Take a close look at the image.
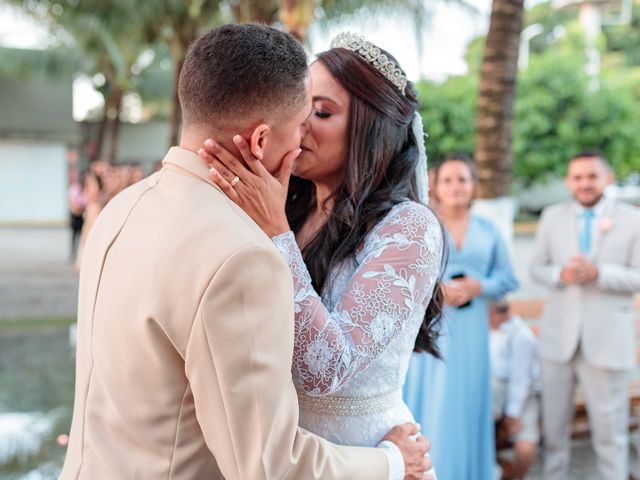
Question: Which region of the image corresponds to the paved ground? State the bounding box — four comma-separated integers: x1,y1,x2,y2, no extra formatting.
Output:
1,226,639,478
0,227,78,320
0,227,544,321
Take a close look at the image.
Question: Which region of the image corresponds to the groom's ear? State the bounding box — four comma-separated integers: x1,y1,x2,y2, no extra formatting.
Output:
249,124,270,161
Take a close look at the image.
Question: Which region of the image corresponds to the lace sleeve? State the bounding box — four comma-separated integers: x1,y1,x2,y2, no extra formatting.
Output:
272,203,443,396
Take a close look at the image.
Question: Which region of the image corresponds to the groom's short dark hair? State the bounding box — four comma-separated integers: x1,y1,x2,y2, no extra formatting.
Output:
179,24,308,128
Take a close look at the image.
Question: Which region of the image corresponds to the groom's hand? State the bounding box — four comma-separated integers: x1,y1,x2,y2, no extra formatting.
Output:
383,423,433,479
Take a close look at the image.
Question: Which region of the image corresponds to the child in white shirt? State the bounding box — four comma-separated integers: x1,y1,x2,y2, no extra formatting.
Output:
490,299,540,479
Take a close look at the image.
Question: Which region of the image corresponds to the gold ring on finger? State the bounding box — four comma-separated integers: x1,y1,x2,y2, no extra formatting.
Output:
230,176,240,187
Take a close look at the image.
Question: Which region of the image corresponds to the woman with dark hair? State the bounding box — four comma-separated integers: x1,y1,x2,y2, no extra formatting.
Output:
403,154,518,479
199,33,444,472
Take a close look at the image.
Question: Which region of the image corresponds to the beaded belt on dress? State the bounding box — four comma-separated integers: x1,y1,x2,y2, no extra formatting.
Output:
297,389,402,416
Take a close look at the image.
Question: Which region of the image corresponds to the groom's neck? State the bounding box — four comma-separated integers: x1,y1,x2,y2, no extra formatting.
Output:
179,125,234,156
178,127,220,153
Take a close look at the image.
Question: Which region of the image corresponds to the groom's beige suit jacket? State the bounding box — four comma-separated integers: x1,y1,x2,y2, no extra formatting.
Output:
60,147,389,479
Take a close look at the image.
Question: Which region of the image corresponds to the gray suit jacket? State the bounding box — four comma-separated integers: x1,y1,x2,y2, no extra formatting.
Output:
531,200,640,369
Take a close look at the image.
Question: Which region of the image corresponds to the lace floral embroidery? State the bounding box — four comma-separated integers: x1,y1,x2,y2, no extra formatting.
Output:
273,201,443,396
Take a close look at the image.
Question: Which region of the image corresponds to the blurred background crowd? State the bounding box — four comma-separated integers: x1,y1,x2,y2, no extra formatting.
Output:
68,159,155,267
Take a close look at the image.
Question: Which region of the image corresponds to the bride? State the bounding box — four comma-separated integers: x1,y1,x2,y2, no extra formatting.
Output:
199,33,444,478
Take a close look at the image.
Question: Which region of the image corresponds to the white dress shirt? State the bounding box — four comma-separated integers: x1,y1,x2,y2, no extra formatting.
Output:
573,198,607,256
378,441,404,480
490,315,540,418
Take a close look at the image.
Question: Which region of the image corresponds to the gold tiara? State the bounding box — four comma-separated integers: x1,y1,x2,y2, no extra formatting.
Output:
330,32,407,96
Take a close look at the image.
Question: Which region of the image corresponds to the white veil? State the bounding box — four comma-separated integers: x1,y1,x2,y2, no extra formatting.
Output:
411,112,429,205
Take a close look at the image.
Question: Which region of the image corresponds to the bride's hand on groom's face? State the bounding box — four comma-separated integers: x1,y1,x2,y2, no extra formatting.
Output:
198,136,300,237
382,423,434,479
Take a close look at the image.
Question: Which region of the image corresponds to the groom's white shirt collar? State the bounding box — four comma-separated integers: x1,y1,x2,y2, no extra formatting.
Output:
572,197,608,217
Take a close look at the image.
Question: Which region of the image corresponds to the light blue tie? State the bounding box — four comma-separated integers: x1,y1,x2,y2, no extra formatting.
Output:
580,209,594,254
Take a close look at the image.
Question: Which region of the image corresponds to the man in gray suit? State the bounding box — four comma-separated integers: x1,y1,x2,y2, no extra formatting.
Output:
531,150,640,480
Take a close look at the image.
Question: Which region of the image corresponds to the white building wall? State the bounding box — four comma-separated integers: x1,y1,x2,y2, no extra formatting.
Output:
0,141,67,224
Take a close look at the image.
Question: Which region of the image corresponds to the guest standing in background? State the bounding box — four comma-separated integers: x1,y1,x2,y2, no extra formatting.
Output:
403,154,518,480
75,171,105,271
531,150,640,480
130,162,146,184
68,170,86,262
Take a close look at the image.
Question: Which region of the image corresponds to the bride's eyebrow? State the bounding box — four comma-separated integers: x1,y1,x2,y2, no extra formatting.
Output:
312,95,337,104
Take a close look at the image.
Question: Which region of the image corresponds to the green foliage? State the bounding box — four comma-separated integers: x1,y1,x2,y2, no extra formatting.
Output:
514,38,640,183
416,75,477,164
0,325,75,478
4,0,638,179
0,46,80,81
603,0,640,67
418,49,640,184
419,2,640,186
463,36,484,75
418,49,640,185
582,72,640,177
320,0,475,24
512,48,587,183
524,1,574,55
135,44,175,120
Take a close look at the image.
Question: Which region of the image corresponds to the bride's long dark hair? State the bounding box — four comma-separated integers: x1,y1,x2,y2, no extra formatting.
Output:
285,47,447,357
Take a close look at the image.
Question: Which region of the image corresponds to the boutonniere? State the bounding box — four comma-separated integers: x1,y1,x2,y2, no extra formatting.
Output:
598,217,614,233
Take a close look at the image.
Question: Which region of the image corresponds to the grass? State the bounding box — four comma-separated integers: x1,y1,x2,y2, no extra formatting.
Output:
0,317,75,332
0,322,75,479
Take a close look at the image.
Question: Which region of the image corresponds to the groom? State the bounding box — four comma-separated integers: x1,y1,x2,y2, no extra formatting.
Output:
60,24,431,480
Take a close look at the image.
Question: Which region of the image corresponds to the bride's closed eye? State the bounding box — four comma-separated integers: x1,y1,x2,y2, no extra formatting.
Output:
314,110,331,119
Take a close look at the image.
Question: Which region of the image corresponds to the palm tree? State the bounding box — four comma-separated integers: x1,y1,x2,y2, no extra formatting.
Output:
231,0,279,24
279,0,316,41
7,0,152,163
135,0,450,146
7,0,477,160
474,0,525,199
120,0,223,147
78,11,147,163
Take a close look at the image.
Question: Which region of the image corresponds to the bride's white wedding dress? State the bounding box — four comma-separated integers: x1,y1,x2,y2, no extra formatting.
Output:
273,201,442,449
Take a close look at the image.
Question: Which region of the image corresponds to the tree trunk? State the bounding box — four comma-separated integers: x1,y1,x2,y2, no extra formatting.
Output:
474,0,525,199
105,86,124,164
232,0,278,24
93,81,116,162
93,99,110,162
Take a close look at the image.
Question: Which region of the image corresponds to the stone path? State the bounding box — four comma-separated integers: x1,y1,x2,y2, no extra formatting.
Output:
0,227,78,320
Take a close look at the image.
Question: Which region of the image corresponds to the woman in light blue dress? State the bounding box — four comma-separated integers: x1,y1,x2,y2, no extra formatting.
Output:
403,154,518,480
